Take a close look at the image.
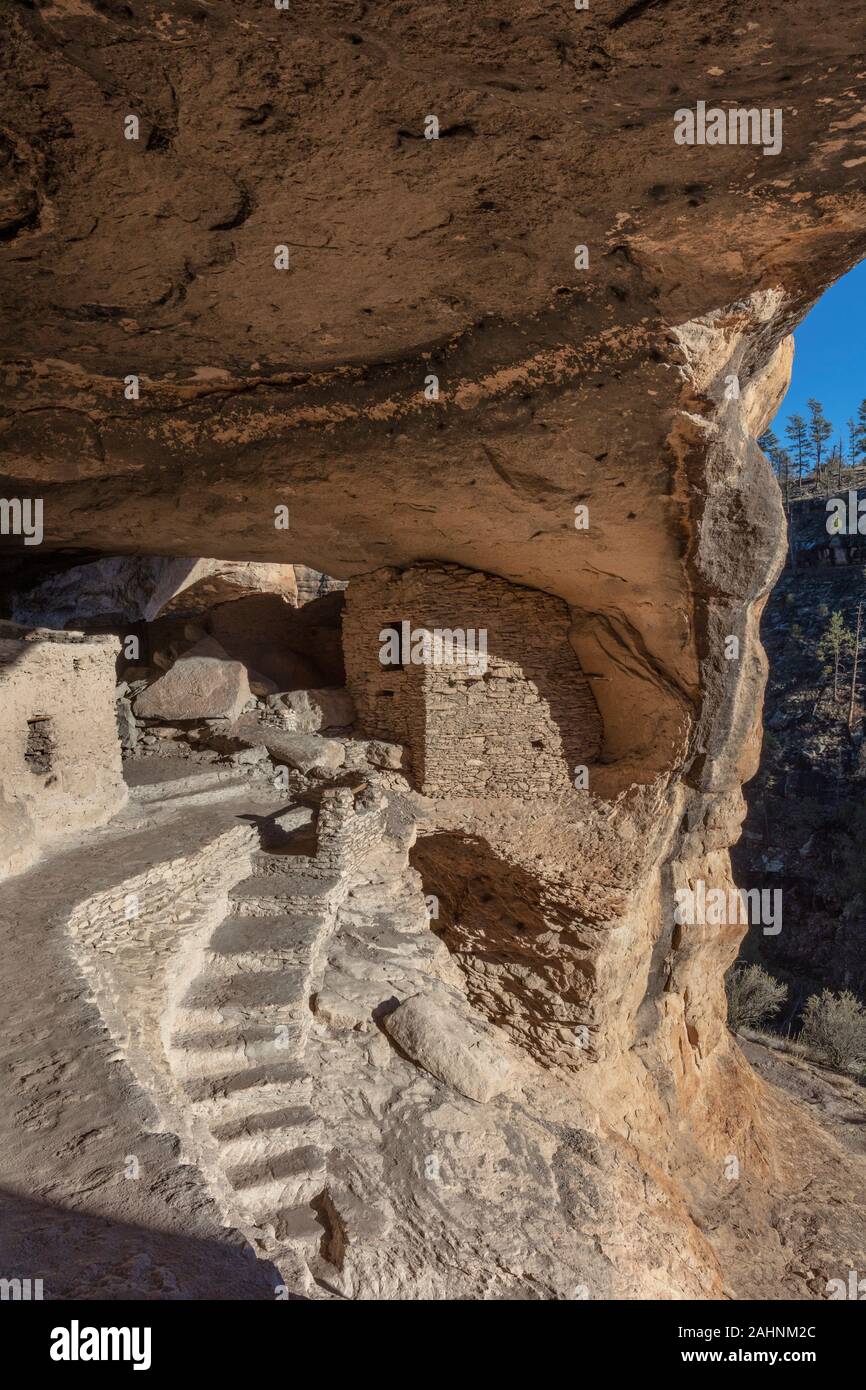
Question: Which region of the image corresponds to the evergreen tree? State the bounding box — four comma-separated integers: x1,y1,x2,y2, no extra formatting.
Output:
828,440,844,494
817,611,855,702
785,413,808,483
806,398,833,482
852,399,866,465
846,417,857,469
849,601,863,732
758,427,779,458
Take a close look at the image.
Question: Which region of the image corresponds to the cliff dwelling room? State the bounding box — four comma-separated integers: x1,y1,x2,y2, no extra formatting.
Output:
1,0,865,1366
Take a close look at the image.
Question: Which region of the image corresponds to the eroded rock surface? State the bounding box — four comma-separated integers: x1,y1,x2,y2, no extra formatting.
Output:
134,636,252,723
383,994,516,1103
2,0,866,1301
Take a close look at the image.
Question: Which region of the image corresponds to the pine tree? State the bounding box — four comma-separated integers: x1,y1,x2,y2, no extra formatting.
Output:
785,413,808,484
852,400,866,466
829,440,844,494
849,601,863,732
817,611,855,702
758,427,779,459
806,398,833,484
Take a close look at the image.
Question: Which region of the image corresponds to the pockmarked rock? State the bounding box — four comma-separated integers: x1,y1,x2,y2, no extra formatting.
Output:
134,638,252,723
248,728,346,776
383,993,515,1102
279,688,356,732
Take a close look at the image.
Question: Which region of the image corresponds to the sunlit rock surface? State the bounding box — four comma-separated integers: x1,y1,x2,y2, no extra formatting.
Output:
2,0,866,1300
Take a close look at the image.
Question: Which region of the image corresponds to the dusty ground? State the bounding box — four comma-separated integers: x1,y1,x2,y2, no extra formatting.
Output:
695,1035,866,1300
0,774,284,1299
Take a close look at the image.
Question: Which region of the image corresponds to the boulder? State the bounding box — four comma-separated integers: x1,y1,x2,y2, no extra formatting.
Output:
263,732,346,777
383,993,514,1103
133,637,251,723
366,740,404,770
315,981,381,1032
280,687,355,732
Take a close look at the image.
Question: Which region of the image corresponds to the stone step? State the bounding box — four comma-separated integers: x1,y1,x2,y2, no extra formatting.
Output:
181,966,310,1017
226,1144,327,1210
206,913,323,963
208,906,323,950
229,875,341,916
181,1059,309,1107
211,1108,323,1169
211,1103,319,1146
169,1027,307,1076
217,1126,325,1174
250,849,319,878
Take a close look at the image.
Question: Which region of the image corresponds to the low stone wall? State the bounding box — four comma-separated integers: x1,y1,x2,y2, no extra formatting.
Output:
315,786,392,876
0,623,127,880
66,820,258,1101
343,563,603,797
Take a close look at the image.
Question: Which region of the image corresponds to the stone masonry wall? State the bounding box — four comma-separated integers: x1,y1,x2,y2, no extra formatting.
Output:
343,563,603,797
66,820,259,1131
315,786,391,875
0,623,127,880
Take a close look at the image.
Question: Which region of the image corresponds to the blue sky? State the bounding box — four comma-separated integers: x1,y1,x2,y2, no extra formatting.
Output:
770,258,866,445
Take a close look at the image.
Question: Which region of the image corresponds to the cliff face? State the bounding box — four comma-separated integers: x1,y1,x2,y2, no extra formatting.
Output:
734,556,866,1011
3,0,866,1296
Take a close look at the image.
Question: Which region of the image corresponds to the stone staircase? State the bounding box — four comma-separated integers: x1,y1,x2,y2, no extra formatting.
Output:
59,770,542,1298
163,785,411,1289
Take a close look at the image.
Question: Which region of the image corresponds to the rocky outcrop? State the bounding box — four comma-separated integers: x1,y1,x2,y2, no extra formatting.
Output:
383,994,516,1103
293,568,348,608
10,556,201,628
9,556,303,628
2,0,866,1300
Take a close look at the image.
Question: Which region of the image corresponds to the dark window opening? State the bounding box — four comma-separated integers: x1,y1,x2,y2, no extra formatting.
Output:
26,715,56,776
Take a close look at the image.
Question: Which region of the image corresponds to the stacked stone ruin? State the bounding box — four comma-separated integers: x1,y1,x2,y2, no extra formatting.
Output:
343,563,603,797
